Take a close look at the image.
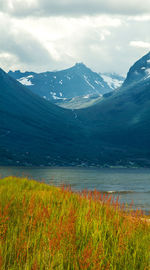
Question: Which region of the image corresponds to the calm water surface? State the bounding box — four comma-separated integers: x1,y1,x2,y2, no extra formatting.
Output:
0,166,150,213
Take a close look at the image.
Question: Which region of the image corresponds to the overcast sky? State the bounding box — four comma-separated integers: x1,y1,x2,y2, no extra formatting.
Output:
0,0,150,76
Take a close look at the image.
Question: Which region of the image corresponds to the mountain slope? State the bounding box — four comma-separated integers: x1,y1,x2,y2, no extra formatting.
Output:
123,51,150,87
76,53,150,166
0,68,88,165
2,52,150,167
0,67,127,166
8,63,112,101
100,73,124,90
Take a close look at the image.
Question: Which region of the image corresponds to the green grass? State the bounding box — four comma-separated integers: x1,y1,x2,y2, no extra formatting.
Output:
0,177,150,269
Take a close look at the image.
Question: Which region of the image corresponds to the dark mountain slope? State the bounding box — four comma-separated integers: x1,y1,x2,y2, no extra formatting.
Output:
0,68,88,165
76,55,150,166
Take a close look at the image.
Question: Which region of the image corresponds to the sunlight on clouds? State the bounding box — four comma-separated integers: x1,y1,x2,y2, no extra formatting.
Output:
0,52,12,58
130,41,150,49
0,52,18,70
11,15,120,62
89,16,122,27
7,0,13,10
0,4,149,74
128,15,150,21
44,42,62,61
100,30,111,41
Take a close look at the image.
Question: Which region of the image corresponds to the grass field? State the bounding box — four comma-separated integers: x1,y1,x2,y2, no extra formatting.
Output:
0,177,150,269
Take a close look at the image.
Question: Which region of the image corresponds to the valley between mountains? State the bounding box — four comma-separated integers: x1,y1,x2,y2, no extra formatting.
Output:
1,52,150,167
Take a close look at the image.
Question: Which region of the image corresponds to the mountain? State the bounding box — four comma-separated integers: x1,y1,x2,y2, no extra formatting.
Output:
123,51,150,87
100,73,124,90
0,66,128,167
8,63,114,107
0,68,88,166
2,52,150,167
76,53,150,166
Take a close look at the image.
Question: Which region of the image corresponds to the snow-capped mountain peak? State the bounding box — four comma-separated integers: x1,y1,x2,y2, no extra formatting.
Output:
8,64,113,102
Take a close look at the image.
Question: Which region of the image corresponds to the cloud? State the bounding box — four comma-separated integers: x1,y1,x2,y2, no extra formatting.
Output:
0,14,55,71
7,15,122,72
11,14,149,75
1,0,150,17
128,15,150,21
130,41,150,49
0,2,150,75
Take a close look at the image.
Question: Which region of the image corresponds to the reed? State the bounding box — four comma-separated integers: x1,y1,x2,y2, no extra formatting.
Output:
0,176,149,269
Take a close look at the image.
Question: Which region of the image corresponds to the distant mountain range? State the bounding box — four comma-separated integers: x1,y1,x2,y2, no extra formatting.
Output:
8,63,124,109
1,52,150,167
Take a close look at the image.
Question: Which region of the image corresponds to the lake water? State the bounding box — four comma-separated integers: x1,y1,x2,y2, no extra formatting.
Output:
0,166,150,213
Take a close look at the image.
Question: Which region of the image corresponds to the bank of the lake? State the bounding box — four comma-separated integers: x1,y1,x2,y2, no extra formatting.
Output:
0,166,150,213
0,176,150,270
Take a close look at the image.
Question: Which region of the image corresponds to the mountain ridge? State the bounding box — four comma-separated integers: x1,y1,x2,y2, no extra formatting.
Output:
8,63,124,109
123,51,150,87
1,52,150,167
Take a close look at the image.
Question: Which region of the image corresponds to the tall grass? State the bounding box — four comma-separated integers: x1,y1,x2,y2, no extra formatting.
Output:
0,177,150,269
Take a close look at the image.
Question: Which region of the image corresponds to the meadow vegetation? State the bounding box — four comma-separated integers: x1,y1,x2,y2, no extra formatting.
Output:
0,177,150,269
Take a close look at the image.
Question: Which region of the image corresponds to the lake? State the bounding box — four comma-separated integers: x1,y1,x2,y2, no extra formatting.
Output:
0,166,150,213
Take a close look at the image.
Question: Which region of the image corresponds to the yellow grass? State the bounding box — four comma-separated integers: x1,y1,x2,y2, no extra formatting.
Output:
0,176,150,269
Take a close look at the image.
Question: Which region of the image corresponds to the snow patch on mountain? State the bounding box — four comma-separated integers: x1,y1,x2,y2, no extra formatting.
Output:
83,94,90,99
94,80,104,87
101,74,123,89
50,91,66,100
9,63,120,107
17,75,34,86
83,75,95,89
145,68,150,78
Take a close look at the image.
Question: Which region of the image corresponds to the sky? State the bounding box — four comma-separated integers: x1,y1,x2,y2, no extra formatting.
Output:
0,0,150,76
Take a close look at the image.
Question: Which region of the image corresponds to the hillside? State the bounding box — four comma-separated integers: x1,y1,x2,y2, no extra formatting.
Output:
77,53,150,166
0,68,87,165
